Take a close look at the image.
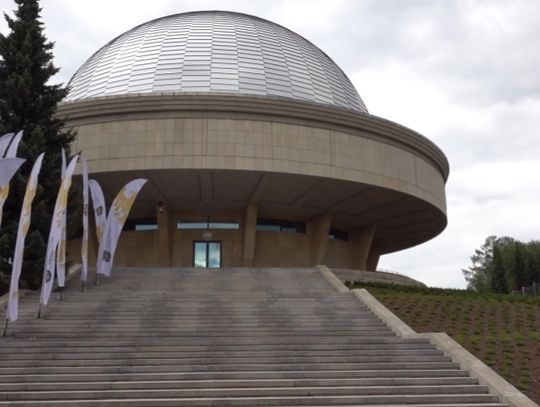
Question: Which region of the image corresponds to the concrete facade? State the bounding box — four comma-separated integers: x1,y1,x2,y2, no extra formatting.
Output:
62,94,448,270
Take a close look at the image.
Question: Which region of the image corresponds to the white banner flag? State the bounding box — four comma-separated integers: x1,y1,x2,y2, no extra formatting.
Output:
7,153,45,322
0,158,25,185
5,130,23,158
56,149,68,287
89,179,106,244
81,158,89,283
97,179,147,277
0,133,14,158
40,155,79,306
0,157,25,230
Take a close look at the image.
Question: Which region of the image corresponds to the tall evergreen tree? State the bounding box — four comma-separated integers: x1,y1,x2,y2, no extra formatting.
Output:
462,235,514,291
490,245,508,293
0,0,74,289
524,250,537,286
462,235,497,291
512,242,526,290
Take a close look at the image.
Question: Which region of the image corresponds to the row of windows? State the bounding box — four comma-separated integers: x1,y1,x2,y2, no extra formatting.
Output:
124,217,349,241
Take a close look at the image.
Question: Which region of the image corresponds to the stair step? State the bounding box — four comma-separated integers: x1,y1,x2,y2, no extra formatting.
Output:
0,377,480,391
0,349,444,361
0,385,492,400
0,394,503,406
0,369,471,383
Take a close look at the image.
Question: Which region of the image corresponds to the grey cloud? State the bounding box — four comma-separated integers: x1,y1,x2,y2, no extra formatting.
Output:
320,1,540,107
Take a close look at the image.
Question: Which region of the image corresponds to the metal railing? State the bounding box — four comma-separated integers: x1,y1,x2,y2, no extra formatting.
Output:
511,282,539,296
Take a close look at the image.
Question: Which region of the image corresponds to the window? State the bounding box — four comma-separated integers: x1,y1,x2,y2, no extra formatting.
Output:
124,217,158,231
177,217,239,230
256,218,306,234
328,227,348,241
208,220,240,230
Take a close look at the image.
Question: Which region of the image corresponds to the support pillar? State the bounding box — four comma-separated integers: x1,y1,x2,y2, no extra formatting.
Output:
156,203,173,267
242,202,258,267
366,249,380,271
350,225,376,270
308,212,332,265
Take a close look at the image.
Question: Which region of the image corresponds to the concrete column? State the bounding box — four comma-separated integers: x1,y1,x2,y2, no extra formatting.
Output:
156,203,173,267
350,225,376,270
308,212,332,265
366,249,380,271
242,202,258,267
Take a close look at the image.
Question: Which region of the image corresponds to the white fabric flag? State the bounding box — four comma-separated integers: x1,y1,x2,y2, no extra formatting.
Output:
0,130,24,229
40,155,79,306
0,157,25,230
56,149,68,287
81,158,89,283
97,179,147,277
0,133,14,158
5,130,23,158
89,179,106,244
0,158,25,185
7,153,45,322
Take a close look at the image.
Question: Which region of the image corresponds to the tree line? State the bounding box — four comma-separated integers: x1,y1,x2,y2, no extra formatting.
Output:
462,236,540,293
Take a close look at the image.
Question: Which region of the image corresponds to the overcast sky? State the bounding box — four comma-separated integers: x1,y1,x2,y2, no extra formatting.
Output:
1,0,539,288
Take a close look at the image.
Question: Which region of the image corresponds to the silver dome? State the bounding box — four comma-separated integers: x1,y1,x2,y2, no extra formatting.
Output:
66,11,367,112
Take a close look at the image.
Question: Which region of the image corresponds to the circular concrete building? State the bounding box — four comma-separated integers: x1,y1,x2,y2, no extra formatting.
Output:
61,11,448,271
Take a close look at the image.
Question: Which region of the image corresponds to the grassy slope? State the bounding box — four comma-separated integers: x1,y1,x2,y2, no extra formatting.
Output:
351,282,540,404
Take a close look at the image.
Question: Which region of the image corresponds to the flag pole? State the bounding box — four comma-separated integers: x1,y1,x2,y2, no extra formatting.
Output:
81,280,86,292
2,319,8,337
37,303,42,319
59,287,64,302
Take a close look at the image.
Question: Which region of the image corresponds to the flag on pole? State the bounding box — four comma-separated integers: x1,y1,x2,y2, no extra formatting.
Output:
56,149,68,287
5,130,23,158
0,157,25,230
0,130,24,230
89,179,106,244
81,158,89,283
0,158,25,185
0,133,14,157
7,153,45,322
97,179,147,277
40,155,79,306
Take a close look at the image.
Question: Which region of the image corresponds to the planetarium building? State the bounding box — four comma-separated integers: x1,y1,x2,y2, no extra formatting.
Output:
61,11,449,271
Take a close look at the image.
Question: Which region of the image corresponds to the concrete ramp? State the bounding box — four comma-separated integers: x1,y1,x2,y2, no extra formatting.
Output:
0,267,507,406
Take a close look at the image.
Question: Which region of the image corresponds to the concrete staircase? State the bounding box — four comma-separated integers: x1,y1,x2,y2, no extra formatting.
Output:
0,267,507,406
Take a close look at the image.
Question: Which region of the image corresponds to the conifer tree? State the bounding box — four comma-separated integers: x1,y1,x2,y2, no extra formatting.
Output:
512,243,526,290
524,251,537,286
0,0,74,289
490,245,508,293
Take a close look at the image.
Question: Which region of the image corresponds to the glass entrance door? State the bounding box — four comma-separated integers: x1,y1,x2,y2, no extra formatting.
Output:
193,241,221,268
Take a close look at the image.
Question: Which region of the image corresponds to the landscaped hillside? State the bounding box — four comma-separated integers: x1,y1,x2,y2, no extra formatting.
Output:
351,282,540,404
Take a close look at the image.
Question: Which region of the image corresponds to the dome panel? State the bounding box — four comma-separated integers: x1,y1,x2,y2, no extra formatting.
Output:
66,11,367,112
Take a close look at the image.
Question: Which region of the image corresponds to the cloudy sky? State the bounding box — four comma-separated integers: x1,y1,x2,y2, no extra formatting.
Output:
1,0,539,288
